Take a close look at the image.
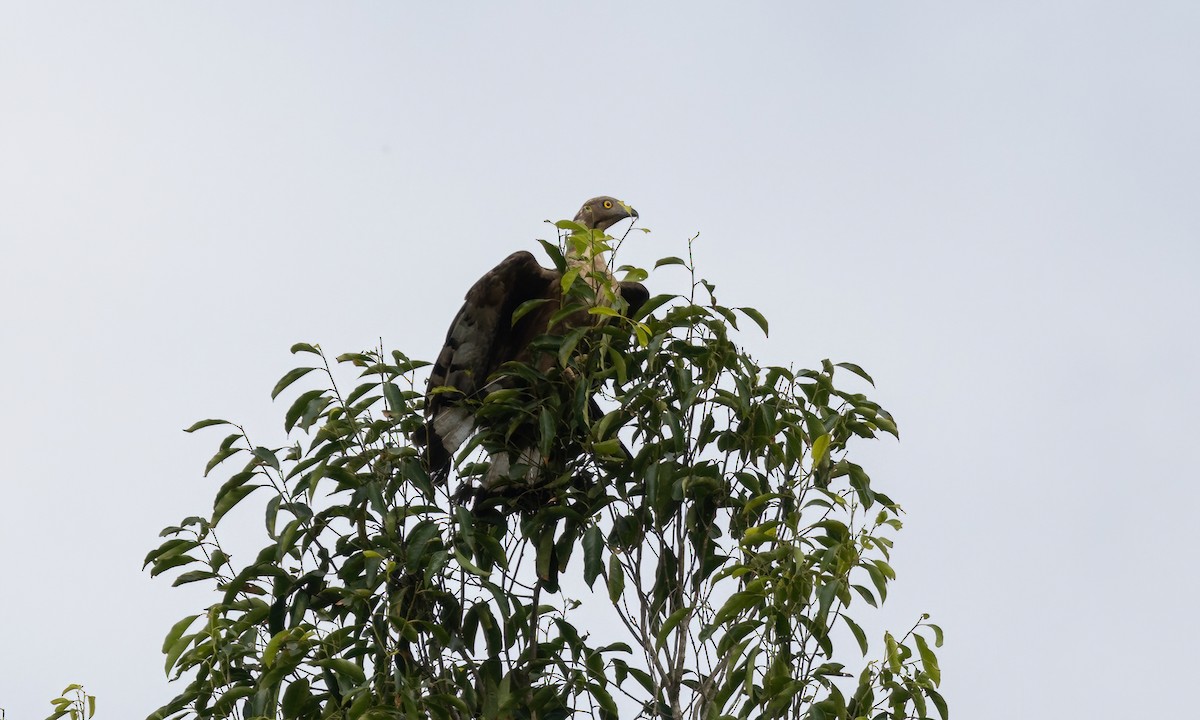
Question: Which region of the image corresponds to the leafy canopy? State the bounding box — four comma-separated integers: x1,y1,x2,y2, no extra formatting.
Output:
146,225,947,720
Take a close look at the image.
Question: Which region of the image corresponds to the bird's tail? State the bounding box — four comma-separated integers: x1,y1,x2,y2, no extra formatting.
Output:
412,423,451,485
414,406,475,485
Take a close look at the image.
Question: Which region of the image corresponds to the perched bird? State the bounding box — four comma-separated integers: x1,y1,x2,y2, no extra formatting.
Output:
419,196,648,490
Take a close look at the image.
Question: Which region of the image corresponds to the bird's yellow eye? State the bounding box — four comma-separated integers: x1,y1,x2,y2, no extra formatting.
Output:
603,200,613,209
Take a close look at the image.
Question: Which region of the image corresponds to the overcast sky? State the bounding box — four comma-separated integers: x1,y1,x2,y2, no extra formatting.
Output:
2,2,1198,718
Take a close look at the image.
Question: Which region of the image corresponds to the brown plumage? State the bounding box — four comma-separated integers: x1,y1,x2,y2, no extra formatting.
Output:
420,196,648,486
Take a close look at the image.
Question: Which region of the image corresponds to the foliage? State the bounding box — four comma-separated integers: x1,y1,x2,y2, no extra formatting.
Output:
145,224,946,719
47,685,96,720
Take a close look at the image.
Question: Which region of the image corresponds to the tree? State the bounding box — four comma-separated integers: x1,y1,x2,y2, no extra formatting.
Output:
145,223,947,720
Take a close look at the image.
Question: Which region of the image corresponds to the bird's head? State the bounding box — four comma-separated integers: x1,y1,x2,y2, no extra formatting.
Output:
574,196,638,232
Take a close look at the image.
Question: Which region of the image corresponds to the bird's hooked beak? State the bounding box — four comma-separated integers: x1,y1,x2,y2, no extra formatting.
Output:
622,202,638,220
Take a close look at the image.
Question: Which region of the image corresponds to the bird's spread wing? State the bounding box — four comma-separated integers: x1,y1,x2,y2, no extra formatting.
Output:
423,251,558,478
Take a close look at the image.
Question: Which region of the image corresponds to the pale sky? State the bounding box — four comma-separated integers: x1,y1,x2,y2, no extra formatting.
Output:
2,3,1198,718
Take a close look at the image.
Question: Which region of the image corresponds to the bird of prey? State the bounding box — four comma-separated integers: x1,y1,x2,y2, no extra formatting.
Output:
419,196,648,492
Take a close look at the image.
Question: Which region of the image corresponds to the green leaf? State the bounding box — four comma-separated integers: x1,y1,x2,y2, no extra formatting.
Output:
203,446,241,477
334,351,370,365
318,658,366,686
554,219,587,232
290,342,321,356
835,361,875,386
281,678,312,717
252,446,280,471
454,548,492,578
736,306,769,336
654,256,688,269
560,266,581,294
183,418,231,433
163,630,194,675
842,614,869,655
884,632,901,674
741,522,778,547
214,685,255,714
511,297,552,325
588,305,620,317
150,553,199,577
655,606,691,650
271,367,318,400
171,570,217,587
607,554,625,603
538,407,555,458
582,525,604,588
712,304,739,330
631,293,676,321
285,389,326,433
874,559,897,580
911,684,929,718
160,614,201,653
712,588,762,626
213,482,261,524
927,622,945,647
812,434,831,465
915,633,941,686
851,584,878,608
592,438,622,457
864,562,889,603
621,267,649,283
537,238,567,268
144,538,197,568
557,326,588,368
875,412,899,438
928,688,950,720
589,682,619,720
262,629,288,668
